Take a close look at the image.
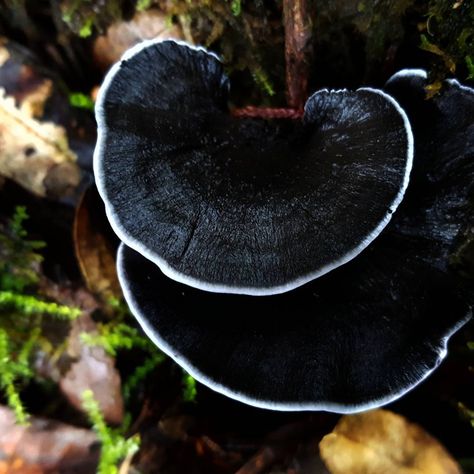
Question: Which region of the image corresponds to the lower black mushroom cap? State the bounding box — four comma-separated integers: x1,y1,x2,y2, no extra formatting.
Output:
116,70,473,412
95,39,413,295
118,242,470,412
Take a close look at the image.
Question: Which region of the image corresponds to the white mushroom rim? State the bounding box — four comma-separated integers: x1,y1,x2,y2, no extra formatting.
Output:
385,68,428,84
117,244,472,413
94,38,414,296
385,68,474,95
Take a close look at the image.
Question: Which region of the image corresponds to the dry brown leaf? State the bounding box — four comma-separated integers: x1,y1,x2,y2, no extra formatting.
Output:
0,405,98,473
319,409,460,474
74,186,121,302
0,87,80,198
0,37,81,198
93,10,183,71
0,40,9,67
60,313,124,425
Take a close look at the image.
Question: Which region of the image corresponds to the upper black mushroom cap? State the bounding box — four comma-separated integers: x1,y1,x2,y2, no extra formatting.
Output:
94,39,413,295
116,69,473,412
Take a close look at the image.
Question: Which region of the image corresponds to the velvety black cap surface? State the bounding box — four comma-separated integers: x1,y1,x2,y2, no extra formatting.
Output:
385,70,474,271
117,70,473,412
118,240,469,411
95,40,413,295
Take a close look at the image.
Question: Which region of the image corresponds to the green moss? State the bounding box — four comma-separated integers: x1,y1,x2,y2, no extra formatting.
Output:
80,321,153,356
0,207,81,423
60,0,123,37
122,353,166,400
78,17,93,37
166,0,284,105
0,206,45,292
69,92,95,111
182,372,197,402
251,67,276,97
136,0,153,12
466,55,474,79
357,2,366,13
0,291,81,319
230,0,241,16
0,327,39,424
351,0,416,78
421,0,474,81
420,33,456,72
81,389,140,474
81,296,200,405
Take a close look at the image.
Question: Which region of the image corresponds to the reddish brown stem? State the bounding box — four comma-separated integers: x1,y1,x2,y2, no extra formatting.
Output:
283,0,313,110
231,106,303,119
232,0,312,119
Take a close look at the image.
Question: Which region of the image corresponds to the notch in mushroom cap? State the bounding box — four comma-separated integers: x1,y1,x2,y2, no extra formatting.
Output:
115,69,473,412
94,39,413,296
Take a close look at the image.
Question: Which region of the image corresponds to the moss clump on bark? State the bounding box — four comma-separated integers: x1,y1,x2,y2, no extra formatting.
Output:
421,0,474,81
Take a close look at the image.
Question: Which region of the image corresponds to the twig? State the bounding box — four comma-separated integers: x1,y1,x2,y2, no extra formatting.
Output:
283,0,313,110
118,448,136,474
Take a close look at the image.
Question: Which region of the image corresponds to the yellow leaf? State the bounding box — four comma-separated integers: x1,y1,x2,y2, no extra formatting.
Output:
0,87,80,197
320,409,461,474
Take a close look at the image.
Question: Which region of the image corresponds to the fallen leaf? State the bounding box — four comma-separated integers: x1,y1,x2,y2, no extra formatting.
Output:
419,35,456,73
60,313,124,425
0,39,9,67
319,409,461,474
0,38,94,197
33,283,101,383
93,10,183,71
74,186,121,303
0,82,82,202
0,405,98,473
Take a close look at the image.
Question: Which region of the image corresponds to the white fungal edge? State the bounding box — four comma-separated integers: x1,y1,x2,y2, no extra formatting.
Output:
386,68,474,95
385,68,428,85
94,38,415,296
446,77,474,93
117,243,472,413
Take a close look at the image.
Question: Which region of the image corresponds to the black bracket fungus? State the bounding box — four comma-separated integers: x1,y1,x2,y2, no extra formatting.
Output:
117,241,470,412
95,39,473,412
94,39,413,295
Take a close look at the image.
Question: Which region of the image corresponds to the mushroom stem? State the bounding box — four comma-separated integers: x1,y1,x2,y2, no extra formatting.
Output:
283,0,312,110
231,106,303,119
